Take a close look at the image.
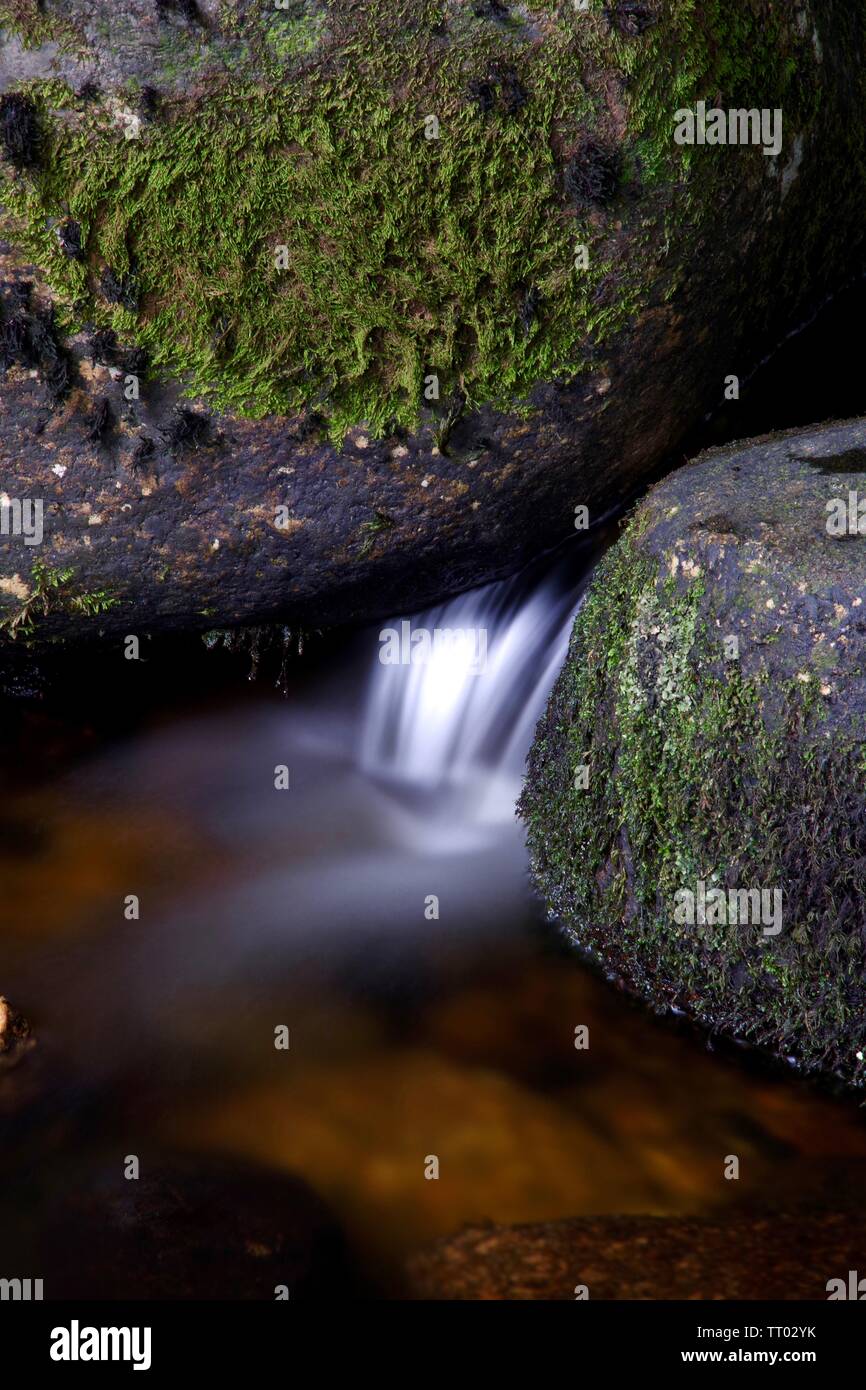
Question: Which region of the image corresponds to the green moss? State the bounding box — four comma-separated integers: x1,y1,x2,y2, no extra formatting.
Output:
0,2,822,439
520,516,866,1088
0,0,84,54
357,508,396,556
263,5,326,60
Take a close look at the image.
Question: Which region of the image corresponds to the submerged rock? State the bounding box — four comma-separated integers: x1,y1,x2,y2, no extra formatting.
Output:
0,995,34,1069
407,1208,866,1299
2,1154,360,1299
2,3,866,638
520,417,866,1088
0,996,47,1150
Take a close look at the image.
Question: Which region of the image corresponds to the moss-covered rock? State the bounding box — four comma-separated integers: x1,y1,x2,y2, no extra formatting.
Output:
520,417,866,1089
2,2,866,638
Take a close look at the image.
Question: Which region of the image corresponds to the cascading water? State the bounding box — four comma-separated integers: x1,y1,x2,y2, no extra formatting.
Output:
3,534,608,1072
6,278,866,1292
5,522,866,1277
358,536,600,817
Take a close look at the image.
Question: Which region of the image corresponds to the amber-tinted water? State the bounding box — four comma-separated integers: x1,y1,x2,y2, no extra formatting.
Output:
3,536,866,1292
6,277,866,1292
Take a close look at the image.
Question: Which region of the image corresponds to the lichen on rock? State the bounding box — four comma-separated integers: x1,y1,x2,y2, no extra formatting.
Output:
2,2,866,642
0,1,846,439
520,417,866,1088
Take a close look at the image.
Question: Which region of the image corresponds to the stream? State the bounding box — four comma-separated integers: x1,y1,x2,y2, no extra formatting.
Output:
3,281,866,1292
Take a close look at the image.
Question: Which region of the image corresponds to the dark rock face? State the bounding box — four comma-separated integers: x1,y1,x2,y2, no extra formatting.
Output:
406,1209,866,1299
0,92,40,170
2,1155,358,1299
1,3,866,641
520,417,866,1089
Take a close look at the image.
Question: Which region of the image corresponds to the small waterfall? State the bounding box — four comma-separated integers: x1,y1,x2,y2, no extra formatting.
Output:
359,538,599,802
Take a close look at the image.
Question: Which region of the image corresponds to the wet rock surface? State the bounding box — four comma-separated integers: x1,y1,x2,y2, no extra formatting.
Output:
2,3,865,639
521,416,866,1088
1,1153,361,1299
406,1207,866,1300
0,994,33,1068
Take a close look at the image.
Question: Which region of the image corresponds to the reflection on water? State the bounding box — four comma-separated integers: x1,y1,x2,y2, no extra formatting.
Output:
2,533,866,1285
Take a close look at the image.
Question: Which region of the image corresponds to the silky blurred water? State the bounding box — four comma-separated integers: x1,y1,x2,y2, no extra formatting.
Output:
3,528,866,1282
1,537,594,1067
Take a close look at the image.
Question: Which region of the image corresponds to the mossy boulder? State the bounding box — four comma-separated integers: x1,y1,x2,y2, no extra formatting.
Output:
520,417,866,1088
2,2,866,639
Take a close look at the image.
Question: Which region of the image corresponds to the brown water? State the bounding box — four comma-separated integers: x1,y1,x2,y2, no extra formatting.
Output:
3,541,866,1291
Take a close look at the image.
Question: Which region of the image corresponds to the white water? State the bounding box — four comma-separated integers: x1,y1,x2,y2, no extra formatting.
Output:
4,538,603,1073
359,546,592,817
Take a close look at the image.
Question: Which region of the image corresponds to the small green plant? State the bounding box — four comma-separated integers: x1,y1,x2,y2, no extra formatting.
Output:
358,510,396,556
67,588,118,618
0,561,118,642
